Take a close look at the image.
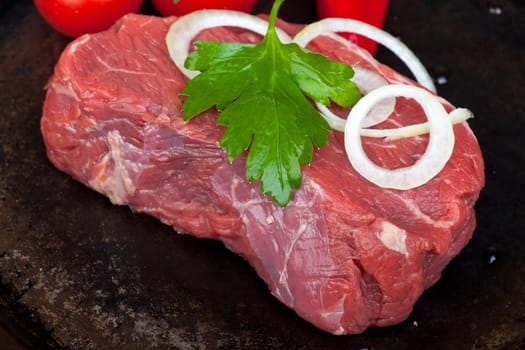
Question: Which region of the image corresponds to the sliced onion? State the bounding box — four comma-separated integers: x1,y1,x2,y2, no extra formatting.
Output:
360,107,472,141
315,67,396,131
164,12,460,189
293,18,436,92
344,84,454,190
166,10,293,79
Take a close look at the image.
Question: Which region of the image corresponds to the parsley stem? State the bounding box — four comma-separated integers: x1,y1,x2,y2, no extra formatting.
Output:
267,0,284,37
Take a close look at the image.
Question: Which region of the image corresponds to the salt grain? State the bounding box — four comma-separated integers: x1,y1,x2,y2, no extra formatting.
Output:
436,76,448,85
489,7,503,15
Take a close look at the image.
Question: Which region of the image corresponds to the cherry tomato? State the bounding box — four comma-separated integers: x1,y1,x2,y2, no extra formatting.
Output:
33,0,144,38
151,0,257,17
316,0,389,55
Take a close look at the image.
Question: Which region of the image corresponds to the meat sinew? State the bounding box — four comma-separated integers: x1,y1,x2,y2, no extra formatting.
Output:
40,14,484,335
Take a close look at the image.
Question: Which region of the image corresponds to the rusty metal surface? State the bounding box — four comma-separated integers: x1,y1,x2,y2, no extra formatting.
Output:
1,0,524,349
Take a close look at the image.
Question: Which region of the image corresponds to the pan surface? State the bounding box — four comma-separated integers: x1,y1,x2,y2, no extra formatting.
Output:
1,0,524,348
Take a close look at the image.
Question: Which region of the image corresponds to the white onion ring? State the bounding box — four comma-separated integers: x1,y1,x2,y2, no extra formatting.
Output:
315,66,396,131
345,84,454,190
293,18,436,92
166,10,293,79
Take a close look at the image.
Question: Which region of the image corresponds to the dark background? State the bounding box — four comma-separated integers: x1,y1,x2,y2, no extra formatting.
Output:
1,0,524,349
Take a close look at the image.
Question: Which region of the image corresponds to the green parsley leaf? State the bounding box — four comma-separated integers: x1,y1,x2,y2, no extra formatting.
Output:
180,0,361,206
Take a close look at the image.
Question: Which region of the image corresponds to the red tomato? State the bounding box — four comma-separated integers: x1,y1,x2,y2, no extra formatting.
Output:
151,0,257,17
316,0,389,55
33,0,144,38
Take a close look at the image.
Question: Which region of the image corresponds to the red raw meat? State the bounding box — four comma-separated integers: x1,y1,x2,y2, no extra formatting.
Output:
40,14,484,334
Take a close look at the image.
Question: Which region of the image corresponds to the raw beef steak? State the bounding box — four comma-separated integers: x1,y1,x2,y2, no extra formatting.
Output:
40,14,484,335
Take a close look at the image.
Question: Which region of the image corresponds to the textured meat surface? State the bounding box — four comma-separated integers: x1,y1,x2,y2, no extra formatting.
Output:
40,14,484,335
